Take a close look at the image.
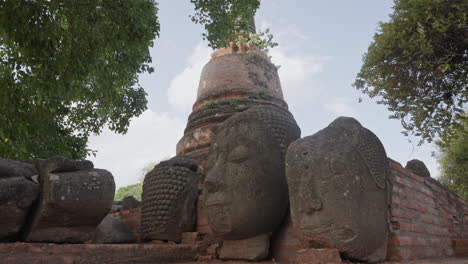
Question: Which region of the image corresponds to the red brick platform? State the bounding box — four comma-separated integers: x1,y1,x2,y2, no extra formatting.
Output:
0,243,199,264
1,243,466,264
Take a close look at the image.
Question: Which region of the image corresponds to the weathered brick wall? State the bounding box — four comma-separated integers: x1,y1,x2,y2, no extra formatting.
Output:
271,214,302,262
196,194,213,235
387,161,468,261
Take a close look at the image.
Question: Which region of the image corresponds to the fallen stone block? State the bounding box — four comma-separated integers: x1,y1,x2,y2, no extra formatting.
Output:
94,215,137,244
24,157,115,243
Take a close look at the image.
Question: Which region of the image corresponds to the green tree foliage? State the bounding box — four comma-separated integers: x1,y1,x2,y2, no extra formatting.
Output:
114,183,142,201
0,0,263,160
190,0,261,49
0,0,160,159
436,117,467,200
354,0,467,143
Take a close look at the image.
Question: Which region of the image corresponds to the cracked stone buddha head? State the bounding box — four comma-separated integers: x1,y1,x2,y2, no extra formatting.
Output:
286,117,389,262
204,105,300,240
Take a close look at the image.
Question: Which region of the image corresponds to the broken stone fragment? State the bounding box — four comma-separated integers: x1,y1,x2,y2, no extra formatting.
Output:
110,200,123,213
24,157,115,243
286,117,389,262
94,216,137,244
122,196,140,211
0,176,39,241
405,159,431,178
0,158,37,179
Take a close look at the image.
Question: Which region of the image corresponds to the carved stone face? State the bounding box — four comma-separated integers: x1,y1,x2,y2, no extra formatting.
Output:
286,117,388,262
204,106,300,240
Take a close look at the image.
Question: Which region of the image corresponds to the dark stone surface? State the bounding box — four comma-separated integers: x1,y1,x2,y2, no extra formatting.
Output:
94,216,137,244
0,176,39,240
35,156,94,173
122,196,141,211
286,117,389,262
24,157,115,243
0,158,37,179
204,105,301,240
141,156,200,242
405,159,431,178
110,200,123,213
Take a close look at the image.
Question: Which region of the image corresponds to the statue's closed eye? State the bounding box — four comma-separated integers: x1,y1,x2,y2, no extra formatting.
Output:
227,145,249,163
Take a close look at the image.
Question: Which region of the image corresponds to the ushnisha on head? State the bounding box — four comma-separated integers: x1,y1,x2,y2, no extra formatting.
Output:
204,105,301,240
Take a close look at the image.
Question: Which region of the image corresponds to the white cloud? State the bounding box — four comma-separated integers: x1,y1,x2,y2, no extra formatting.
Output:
87,110,185,189
167,24,329,110
324,98,359,117
167,42,213,113
260,21,330,105
270,47,329,105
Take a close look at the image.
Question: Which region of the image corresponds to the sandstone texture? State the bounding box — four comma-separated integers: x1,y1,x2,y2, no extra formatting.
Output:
286,117,389,262
204,105,300,240
405,159,431,178
141,156,200,242
0,158,37,179
94,216,137,244
24,156,115,243
219,234,270,261
293,248,342,264
0,159,40,241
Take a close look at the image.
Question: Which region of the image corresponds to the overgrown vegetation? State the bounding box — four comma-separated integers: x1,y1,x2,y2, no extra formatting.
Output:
0,0,159,159
354,0,467,144
0,1,266,159
436,117,467,200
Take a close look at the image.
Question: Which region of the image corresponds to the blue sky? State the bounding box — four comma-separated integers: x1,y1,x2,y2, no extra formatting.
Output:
88,0,440,188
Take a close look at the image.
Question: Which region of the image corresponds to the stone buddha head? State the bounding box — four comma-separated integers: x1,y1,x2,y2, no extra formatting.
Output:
204,105,300,240
141,155,200,242
286,117,389,262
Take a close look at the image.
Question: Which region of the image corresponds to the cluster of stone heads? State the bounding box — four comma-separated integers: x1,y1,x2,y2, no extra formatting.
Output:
0,104,434,262
0,156,137,244
140,104,405,262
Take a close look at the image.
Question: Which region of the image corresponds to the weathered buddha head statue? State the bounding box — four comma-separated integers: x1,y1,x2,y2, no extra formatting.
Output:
141,156,200,242
286,117,389,262
204,105,301,240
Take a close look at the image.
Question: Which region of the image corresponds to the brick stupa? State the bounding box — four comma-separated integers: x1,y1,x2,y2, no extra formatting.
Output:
176,33,287,175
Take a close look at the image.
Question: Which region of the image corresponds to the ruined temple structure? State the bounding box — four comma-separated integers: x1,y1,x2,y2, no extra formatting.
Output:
1,16,467,264
176,19,288,176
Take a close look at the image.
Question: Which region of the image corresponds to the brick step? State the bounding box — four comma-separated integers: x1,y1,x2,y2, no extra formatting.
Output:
1,243,467,264
0,243,199,264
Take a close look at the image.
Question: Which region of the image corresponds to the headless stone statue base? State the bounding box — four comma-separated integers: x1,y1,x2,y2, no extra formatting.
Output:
219,234,270,261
